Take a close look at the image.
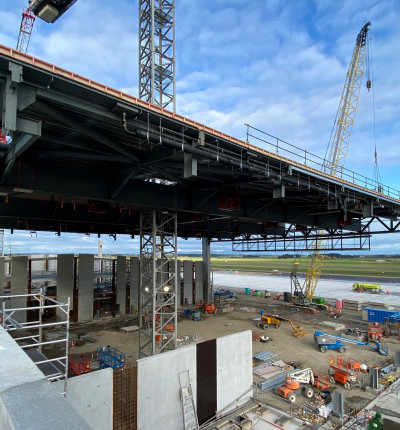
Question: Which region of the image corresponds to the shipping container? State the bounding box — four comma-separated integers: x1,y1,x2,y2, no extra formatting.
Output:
362,307,399,324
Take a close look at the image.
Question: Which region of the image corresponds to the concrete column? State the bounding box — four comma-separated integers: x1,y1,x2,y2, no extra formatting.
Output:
130,257,139,312
195,261,204,304
176,260,182,305
202,238,212,302
116,256,127,315
0,257,5,299
183,260,193,305
10,256,28,322
78,254,94,322
56,254,74,321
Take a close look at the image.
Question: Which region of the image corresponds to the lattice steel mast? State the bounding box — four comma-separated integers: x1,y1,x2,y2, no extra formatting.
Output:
139,211,178,357
139,0,176,112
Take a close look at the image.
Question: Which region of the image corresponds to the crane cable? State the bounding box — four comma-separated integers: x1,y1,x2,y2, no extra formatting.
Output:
368,28,383,192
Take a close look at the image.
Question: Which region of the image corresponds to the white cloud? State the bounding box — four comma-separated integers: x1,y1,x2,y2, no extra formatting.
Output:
0,0,399,254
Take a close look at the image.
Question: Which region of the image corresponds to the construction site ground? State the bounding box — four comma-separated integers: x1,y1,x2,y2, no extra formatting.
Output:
42,290,400,421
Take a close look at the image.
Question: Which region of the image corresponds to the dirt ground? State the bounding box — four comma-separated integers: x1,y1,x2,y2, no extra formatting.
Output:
46,291,399,417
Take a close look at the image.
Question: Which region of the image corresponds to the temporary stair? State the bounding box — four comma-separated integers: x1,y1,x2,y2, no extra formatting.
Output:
179,370,199,430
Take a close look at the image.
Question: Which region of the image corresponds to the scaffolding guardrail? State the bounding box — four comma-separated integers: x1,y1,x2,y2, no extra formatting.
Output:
0,290,70,396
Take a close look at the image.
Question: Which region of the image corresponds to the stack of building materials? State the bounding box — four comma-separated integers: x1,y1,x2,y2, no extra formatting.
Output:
341,299,362,311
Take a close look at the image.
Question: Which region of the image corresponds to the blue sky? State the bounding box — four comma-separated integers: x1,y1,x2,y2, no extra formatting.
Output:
0,0,399,255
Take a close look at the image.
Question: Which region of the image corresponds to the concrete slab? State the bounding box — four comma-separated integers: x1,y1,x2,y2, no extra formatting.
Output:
0,379,93,430
319,321,346,331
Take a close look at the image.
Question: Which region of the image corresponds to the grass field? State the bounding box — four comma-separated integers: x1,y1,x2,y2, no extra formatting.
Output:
179,256,400,278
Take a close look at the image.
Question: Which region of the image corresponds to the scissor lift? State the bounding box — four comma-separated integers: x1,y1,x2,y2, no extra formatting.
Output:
96,346,126,369
329,354,361,389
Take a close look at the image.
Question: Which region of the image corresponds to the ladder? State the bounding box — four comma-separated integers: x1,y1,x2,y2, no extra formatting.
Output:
179,370,199,430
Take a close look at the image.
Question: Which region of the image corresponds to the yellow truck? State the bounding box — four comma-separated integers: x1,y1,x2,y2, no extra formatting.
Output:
352,283,380,294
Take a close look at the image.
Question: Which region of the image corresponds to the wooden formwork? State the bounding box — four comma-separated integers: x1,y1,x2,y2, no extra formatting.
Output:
113,364,137,430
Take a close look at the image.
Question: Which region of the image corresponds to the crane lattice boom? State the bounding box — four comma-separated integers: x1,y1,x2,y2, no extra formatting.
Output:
324,22,371,177
292,23,371,304
16,7,36,53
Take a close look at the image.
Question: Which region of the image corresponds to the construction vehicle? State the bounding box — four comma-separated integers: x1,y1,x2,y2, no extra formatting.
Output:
277,368,330,403
96,346,126,369
352,283,381,293
368,340,388,356
203,303,216,314
257,313,306,337
290,22,371,306
181,309,202,321
257,314,281,329
328,354,361,389
314,331,388,355
314,330,365,353
68,354,91,377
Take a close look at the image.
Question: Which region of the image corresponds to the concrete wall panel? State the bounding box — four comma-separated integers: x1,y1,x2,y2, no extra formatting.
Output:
78,254,94,322
216,331,253,413
183,260,193,305
0,257,5,309
195,261,203,303
10,256,28,322
116,256,127,314
130,257,139,312
56,254,74,321
55,368,113,430
137,345,197,430
177,260,182,305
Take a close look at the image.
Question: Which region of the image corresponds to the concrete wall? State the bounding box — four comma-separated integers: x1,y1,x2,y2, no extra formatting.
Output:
216,331,253,413
56,254,74,321
195,261,203,303
183,260,193,305
10,256,28,322
0,326,92,430
130,257,139,312
137,330,253,430
116,256,127,314
137,345,197,430
177,260,182,305
78,254,94,322
54,369,112,430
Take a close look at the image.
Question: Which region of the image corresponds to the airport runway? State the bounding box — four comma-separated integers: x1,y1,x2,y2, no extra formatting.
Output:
213,271,400,306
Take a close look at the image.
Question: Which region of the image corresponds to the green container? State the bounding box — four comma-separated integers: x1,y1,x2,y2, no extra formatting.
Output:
256,291,262,296
313,297,325,304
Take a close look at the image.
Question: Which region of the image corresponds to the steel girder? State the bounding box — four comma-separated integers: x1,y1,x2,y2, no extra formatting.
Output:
0,50,399,248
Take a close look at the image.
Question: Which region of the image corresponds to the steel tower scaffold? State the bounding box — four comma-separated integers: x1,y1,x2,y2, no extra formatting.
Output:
139,210,178,357
139,0,176,112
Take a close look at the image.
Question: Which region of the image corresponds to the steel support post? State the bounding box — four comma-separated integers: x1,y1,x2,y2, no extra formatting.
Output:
139,210,177,357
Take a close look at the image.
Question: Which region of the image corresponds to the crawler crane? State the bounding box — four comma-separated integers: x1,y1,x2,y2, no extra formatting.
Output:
291,22,371,306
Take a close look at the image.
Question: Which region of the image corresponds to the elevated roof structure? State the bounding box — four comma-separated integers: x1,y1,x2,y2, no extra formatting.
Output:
28,0,78,23
0,44,399,250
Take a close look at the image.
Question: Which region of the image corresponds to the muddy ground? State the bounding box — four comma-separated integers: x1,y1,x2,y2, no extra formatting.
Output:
44,291,399,417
